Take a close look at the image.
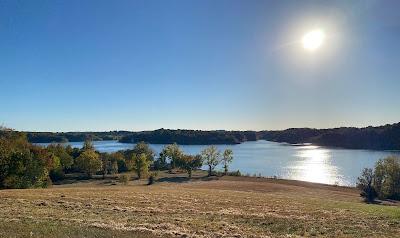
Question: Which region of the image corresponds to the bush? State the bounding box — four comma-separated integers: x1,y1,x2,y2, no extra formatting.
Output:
356,168,377,202
49,168,65,181
148,171,158,185
216,170,242,177
44,177,53,188
228,170,242,177
119,174,129,185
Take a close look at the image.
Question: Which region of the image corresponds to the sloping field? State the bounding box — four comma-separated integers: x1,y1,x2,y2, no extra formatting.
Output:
0,174,399,238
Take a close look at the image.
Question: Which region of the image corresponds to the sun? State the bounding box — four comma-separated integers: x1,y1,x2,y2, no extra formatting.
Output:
302,29,325,51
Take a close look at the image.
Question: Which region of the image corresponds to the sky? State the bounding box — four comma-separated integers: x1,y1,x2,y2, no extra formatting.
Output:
1,0,400,132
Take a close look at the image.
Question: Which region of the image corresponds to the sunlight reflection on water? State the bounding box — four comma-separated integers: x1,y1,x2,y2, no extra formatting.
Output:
289,146,342,185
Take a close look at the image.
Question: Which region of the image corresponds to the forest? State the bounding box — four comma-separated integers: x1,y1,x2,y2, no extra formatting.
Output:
24,122,400,150
260,122,400,150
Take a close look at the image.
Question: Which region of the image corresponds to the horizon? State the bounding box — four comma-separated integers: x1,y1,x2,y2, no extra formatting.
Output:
1,0,400,131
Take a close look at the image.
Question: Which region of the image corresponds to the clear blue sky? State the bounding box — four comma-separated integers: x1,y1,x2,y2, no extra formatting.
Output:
1,0,399,132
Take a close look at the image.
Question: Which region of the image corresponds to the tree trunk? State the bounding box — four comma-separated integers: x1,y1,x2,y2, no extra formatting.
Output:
208,165,212,177
188,170,192,178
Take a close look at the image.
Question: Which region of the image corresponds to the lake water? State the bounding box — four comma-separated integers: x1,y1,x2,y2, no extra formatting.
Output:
38,140,399,186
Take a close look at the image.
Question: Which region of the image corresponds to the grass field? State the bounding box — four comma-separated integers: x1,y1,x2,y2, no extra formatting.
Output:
0,171,399,238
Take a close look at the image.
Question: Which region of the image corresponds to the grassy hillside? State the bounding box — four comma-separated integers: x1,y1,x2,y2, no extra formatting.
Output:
0,172,399,238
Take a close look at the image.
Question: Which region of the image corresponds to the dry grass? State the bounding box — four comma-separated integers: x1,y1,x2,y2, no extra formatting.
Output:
0,171,399,237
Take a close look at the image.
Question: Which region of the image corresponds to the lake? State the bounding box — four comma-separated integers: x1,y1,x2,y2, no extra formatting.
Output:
38,140,399,186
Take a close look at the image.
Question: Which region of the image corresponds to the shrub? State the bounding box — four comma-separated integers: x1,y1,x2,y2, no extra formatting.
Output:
147,171,158,185
49,168,65,181
119,174,129,185
228,170,242,177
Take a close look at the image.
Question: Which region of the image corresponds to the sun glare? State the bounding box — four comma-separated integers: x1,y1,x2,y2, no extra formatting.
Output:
302,29,325,51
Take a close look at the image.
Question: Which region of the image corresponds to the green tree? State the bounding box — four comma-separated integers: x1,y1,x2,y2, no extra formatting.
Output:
111,160,119,174
222,149,233,175
130,153,151,179
176,154,203,178
132,142,154,161
160,143,183,169
111,151,127,172
47,144,74,170
0,131,54,188
125,142,153,173
374,156,400,200
100,153,112,179
356,168,377,202
75,150,102,178
201,146,220,176
82,139,94,151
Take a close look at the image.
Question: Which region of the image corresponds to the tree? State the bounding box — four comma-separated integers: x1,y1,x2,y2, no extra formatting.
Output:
100,153,112,179
222,149,233,175
0,131,54,188
124,142,153,175
130,153,151,179
160,143,183,170
75,150,102,178
111,151,127,173
356,168,377,202
154,151,167,170
176,154,203,178
201,146,220,176
47,144,74,170
132,142,154,161
46,144,73,181
66,145,80,160
111,160,119,174
82,139,94,151
374,156,400,200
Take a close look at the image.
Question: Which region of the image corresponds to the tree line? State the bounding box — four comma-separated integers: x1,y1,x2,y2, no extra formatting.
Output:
261,122,400,150
24,122,400,150
0,129,234,189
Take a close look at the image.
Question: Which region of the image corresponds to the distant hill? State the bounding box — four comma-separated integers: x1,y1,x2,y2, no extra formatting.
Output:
24,122,400,150
26,131,132,143
25,129,259,145
258,122,400,150
118,129,258,145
